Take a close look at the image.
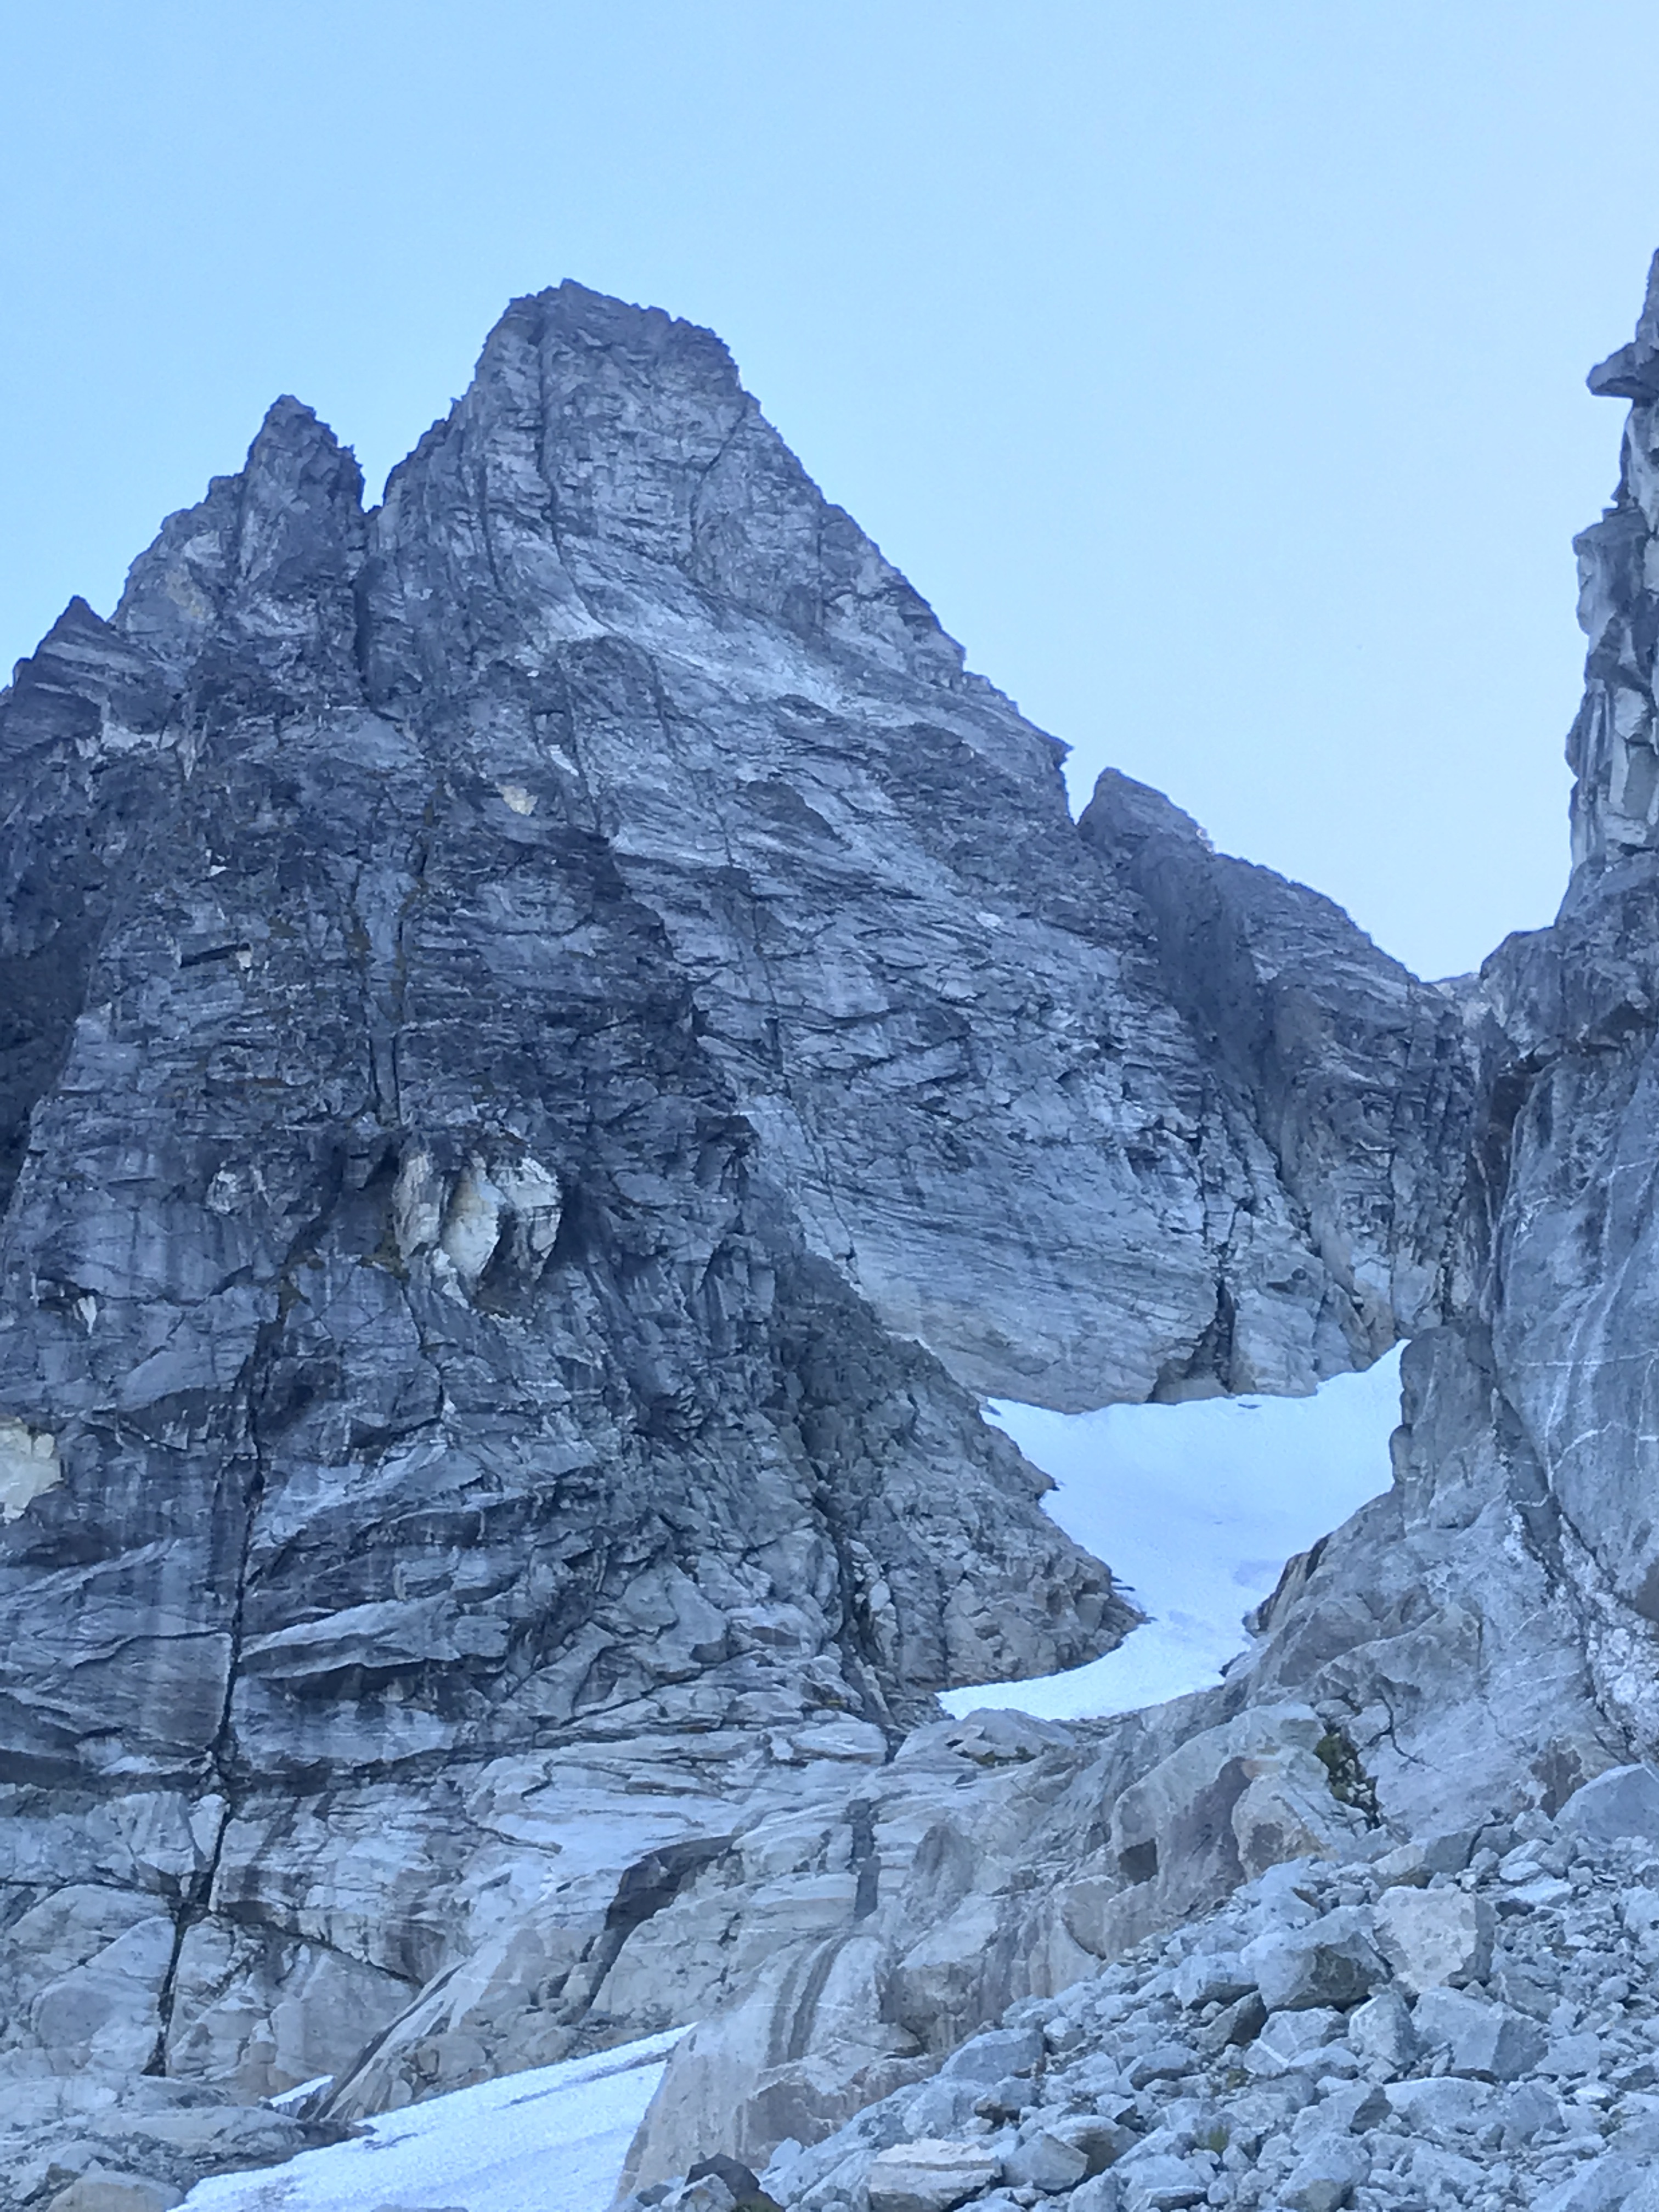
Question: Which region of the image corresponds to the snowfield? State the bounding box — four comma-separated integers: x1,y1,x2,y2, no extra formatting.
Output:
179,2031,682,2212
940,1347,1403,1722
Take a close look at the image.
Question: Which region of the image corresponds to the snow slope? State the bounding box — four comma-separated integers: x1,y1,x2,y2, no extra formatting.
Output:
940,1348,1402,1722
179,2032,682,2212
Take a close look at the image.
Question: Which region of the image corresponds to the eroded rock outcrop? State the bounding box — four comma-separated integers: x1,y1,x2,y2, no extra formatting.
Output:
723,1770,1659,2212
1156,252,1659,1836
0,280,1465,2192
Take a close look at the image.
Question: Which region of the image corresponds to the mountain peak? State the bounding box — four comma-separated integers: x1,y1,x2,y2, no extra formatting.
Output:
1588,247,1659,401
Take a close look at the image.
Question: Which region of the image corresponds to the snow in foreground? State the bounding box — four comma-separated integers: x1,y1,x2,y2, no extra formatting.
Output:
180,2030,682,2212
940,1347,1403,1723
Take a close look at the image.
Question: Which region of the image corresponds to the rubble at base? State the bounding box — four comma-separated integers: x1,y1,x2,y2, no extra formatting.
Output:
0,2076,346,2212
634,1768,1659,2212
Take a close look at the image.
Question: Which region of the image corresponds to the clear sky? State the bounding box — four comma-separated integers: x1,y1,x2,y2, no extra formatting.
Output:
5,3,1658,978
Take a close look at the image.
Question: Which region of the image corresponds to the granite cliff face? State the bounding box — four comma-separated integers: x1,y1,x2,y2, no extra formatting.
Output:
8,264,1659,2205
1171,249,1659,1831
0,285,1453,2160
617,253,1659,2193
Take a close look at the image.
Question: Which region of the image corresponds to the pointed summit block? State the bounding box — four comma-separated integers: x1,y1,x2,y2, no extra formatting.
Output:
116,394,366,690
369,281,961,690
1589,249,1659,401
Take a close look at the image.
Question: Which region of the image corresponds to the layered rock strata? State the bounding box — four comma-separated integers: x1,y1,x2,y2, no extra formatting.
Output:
614,254,1659,2186
0,280,1459,2159
1153,247,1659,1831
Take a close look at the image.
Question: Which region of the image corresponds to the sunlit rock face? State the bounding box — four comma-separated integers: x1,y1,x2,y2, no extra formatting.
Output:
0,283,1460,2129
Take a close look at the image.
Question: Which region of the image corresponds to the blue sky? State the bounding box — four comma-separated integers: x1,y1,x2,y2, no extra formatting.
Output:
5,2,1658,978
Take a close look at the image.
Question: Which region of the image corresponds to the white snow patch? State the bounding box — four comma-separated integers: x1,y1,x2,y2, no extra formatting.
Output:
941,1347,1403,1723
180,2029,684,2212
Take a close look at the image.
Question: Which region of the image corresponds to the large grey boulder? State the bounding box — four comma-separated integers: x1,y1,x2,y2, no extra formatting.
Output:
864,2140,1001,2212
43,2182,181,2212
1345,1987,1415,2076
1555,1764,1659,1846
1240,1906,1384,2012
1371,1887,1494,1995
1279,2136,1369,2212
1409,1988,1547,2081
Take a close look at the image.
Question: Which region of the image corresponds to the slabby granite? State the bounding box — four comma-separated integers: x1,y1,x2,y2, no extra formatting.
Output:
14,256,1659,2208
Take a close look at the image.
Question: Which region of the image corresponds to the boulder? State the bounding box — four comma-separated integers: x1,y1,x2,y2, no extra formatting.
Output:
1345,1987,1415,2076
1003,2126,1091,2193
1199,1990,1267,2053
1071,2177,1124,2212
971,2076,1035,2121
1541,2029,1604,2080
1045,2111,1138,2174
46,2179,182,2212
1125,2040,1200,2087
1280,2135,1369,2212
1410,1987,1547,2081
1555,1765,1659,1848
1370,1886,1493,1994
896,2079,985,2140
1383,2075,1497,2143
865,2139,1002,2212
1240,1906,1384,2011
1290,2082,1389,2138
938,2028,1043,2084
1173,1948,1252,2009
1535,2154,1647,2212
1253,2006,1345,2068
1115,2152,1212,2211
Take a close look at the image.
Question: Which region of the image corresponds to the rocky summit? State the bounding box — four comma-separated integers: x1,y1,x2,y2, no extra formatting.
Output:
7,254,1659,2211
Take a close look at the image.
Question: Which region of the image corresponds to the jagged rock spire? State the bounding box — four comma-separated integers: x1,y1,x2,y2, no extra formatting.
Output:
115,395,366,692
1569,254,1659,867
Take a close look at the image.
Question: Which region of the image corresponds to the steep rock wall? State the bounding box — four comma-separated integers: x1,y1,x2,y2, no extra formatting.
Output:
623,258,1659,2181
0,284,1468,2127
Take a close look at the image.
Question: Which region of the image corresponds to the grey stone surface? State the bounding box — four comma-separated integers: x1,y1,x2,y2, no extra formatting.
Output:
864,2138,1001,2212
938,2030,1044,2085
1556,1764,1659,1847
25,251,1659,2212
1370,1887,1494,1995
754,1822,1659,2211
42,2182,182,2212
1001,2124,1090,2192
1279,2135,1368,2212
1240,1907,1383,2012
1409,1986,1547,2080
1345,1988,1415,2078
1252,2006,1345,2068
0,276,1475,2197
1190,257,1659,1855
